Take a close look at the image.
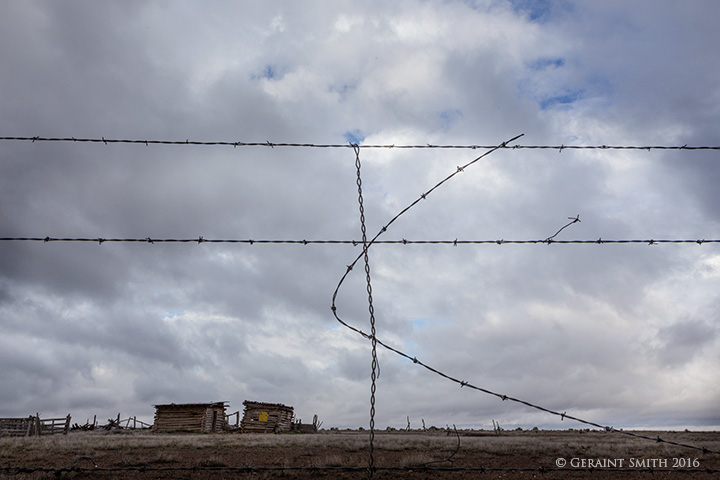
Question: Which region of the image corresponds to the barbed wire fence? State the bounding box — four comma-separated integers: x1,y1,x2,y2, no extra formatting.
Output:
1,134,719,477
2,135,720,151
2,236,719,245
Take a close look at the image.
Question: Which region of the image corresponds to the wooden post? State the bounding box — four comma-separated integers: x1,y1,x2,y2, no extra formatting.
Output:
25,415,33,437
64,415,71,435
492,419,501,436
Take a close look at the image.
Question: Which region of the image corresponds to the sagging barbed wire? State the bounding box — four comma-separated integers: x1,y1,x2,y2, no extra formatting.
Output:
331,134,720,458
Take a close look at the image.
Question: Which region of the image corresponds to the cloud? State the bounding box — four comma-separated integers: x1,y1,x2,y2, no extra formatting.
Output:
654,318,719,367
0,0,718,433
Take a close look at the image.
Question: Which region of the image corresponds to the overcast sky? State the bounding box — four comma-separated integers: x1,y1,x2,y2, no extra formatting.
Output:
1,0,719,431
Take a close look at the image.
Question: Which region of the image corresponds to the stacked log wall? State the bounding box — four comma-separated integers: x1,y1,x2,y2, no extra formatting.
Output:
153,402,227,433
240,401,294,433
202,405,227,432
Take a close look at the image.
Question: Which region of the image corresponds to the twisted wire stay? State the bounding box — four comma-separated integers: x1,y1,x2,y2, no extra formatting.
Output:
352,143,379,478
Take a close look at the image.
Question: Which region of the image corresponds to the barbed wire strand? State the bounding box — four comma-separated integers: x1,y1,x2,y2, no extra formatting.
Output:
330,134,720,457
2,135,720,150
1,236,719,245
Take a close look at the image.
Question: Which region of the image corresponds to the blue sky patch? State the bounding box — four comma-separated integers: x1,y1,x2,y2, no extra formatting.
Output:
528,57,565,70
509,0,572,23
539,89,585,109
251,65,281,81
412,318,429,329
411,317,455,329
459,0,489,11
440,109,463,130
344,129,365,145
262,65,276,79
509,0,551,22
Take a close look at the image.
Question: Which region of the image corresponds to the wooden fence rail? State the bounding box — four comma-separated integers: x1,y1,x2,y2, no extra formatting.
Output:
0,417,35,437
226,411,240,428
37,414,71,435
119,416,152,429
0,414,71,437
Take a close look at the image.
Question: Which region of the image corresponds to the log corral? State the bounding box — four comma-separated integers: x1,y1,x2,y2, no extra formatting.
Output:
0,417,35,437
153,402,228,433
240,400,294,433
0,415,71,437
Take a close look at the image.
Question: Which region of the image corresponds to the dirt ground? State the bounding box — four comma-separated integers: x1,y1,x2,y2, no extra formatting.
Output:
1,429,719,479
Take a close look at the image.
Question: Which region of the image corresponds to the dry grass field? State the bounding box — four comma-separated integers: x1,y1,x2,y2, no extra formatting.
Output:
1,429,719,479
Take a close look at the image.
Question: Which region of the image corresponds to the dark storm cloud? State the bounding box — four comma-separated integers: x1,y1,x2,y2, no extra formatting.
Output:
654,317,719,368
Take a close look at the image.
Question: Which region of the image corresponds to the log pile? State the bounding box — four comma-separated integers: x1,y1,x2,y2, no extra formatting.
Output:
73,414,151,431
293,414,321,434
153,402,228,433
240,400,294,433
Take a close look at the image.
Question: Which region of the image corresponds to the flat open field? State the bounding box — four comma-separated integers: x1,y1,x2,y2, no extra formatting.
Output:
1,429,719,479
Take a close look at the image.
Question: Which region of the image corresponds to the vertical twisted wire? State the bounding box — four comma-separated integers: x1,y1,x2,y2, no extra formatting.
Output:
353,144,378,479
